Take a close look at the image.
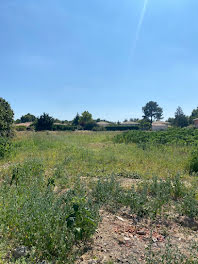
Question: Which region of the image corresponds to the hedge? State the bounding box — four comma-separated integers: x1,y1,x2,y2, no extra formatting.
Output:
106,126,140,131
52,124,77,131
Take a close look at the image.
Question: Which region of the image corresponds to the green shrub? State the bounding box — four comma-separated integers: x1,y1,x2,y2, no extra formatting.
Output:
15,126,27,131
188,150,198,174
0,136,12,159
114,128,198,146
35,113,54,131
181,191,198,219
0,160,99,263
92,126,106,131
52,124,76,131
92,176,129,210
106,125,139,131
0,97,14,137
92,175,191,219
129,185,150,217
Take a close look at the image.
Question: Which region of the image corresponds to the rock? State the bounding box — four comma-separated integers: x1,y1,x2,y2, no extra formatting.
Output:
124,237,131,241
12,246,29,259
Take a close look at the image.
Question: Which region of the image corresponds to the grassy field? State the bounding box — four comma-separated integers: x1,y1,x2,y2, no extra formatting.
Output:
1,131,192,180
0,131,198,263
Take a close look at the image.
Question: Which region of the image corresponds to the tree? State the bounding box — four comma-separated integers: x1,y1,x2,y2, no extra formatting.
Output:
130,118,140,122
79,111,96,130
72,113,80,126
142,101,163,123
35,113,54,131
167,117,175,126
0,97,14,137
20,113,36,123
189,107,198,124
173,106,188,128
139,118,151,130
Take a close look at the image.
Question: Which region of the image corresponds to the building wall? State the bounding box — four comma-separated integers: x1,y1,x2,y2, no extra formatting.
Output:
194,120,198,128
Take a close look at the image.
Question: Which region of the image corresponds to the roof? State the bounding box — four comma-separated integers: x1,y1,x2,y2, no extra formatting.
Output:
152,121,169,126
121,121,139,126
15,122,33,127
97,121,112,127
193,118,198,121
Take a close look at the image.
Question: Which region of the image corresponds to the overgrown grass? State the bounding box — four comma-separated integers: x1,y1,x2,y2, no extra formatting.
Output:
92,175,198,219
0,131,192,181
0,131,198,263
114,128,198,146
0,159,99,263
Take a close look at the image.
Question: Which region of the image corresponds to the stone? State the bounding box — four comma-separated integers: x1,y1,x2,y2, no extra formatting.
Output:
116,216,125,222
12,246,29,259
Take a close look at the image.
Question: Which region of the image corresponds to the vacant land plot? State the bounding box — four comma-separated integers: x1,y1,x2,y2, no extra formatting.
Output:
0,131,198,263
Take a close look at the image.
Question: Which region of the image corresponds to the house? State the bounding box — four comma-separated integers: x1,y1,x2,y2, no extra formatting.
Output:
97,121,112,127
152,121,169,131
121,121,139,126
194,118,198,128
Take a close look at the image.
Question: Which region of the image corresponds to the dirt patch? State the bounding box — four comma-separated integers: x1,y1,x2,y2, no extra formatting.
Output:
76,210,198,264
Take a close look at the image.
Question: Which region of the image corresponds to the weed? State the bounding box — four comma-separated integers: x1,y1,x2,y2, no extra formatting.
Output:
0,160,99,263
188,149,198,174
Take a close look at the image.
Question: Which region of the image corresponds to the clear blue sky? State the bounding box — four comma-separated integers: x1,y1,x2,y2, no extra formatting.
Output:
1,0,198,121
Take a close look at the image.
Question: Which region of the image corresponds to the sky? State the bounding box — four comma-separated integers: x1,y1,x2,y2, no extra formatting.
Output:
0,0,198,121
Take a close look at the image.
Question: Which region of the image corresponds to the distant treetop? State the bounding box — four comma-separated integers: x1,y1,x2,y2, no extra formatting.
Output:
142,101,163,123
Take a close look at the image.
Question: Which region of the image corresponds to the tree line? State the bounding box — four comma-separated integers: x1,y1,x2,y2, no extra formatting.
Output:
1,98,198,135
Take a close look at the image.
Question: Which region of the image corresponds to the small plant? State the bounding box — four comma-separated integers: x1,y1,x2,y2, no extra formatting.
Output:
92,176,128,211
181,191,198,219
188,149,198,174
0,137,12,159
129,185,150,217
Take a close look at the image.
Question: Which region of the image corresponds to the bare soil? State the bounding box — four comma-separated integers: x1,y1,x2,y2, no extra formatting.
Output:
76,210,198,264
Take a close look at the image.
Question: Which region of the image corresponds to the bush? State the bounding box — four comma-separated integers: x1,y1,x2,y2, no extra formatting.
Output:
52,124,76,131
0,137,12,159
0,97,14,137
92,176,126,210
83,121,97,130
181,191,198,219
15,126,27,131
106,125,139,131
188,150,198,174
92,175,194,219
35,113,54,131
20,113,36,123
0,160,99,263
92,126,106,131
114,128,198,146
